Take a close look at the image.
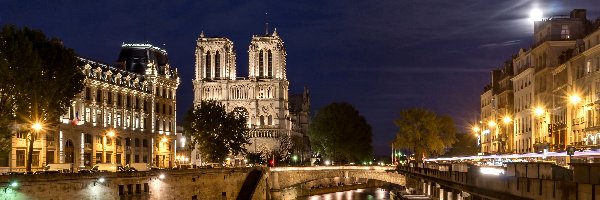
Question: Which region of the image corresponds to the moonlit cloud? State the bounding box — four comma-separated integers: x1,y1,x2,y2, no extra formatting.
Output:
478,40,522,48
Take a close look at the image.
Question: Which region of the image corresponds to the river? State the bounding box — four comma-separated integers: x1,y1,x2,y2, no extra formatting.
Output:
296,187,391,200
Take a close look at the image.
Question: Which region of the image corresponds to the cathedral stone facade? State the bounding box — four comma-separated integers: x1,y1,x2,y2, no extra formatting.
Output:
192,30,310,164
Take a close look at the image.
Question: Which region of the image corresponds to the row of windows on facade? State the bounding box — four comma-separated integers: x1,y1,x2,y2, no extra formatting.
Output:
514,93,532,113
204,49,274,78
14,133,169,149
84,88,175,115
480,95,492,108
202,86,278,101
66,107,173,132
575,57,600,79
85,70,149,92
514,77,532,93
8,150,166,167
514,139,532,153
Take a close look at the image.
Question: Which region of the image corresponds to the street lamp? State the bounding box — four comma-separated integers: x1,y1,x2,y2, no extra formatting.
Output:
569,95,581,105
106,130,115,138
487,121,496,127
534,107,545,117
31,122,43,132
503,116,512,124
472,126,480,133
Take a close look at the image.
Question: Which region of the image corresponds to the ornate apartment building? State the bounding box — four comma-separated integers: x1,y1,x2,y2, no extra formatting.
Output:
192,30,310,164
479,9,600,157
1,43,180,172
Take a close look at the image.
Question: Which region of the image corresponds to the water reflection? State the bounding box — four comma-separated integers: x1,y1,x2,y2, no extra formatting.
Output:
298,188,390,200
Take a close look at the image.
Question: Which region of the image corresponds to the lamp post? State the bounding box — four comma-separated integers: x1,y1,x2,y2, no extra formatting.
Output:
105,130,116,163
472,126,481,152
534,106,546,152
568,95,581,149
502,116,512,153
26,122,44,172
488,120,497,153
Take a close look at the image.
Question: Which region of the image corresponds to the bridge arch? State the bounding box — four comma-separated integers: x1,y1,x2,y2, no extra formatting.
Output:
269,166,405,190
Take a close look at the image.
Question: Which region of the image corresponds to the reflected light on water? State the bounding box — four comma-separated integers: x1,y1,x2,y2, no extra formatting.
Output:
376,188,387,199
300,188,390,200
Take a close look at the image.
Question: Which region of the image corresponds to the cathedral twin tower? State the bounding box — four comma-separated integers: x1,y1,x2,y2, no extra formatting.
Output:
192,29,309,160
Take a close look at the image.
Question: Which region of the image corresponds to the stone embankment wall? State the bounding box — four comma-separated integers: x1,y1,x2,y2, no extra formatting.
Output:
0,168,260,200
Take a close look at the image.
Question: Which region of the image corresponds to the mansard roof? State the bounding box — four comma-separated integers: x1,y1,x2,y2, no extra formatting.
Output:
115,43,178,78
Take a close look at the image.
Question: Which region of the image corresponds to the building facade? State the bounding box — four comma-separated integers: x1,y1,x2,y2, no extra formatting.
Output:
1,43,179,172
192,30,310,164
478,9,595,155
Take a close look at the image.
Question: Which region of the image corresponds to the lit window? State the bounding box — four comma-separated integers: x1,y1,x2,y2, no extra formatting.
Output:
561,25,570,39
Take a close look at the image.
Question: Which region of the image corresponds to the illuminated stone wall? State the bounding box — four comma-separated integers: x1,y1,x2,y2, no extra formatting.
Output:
0,168,258,200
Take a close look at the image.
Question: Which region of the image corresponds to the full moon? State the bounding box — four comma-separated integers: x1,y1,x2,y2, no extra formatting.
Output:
529,8,543,22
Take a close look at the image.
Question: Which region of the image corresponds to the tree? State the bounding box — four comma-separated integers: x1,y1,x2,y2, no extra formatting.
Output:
0,25,85,171
309,102,373,164
444,133,479,157
392,108,457,162
183,101,250,163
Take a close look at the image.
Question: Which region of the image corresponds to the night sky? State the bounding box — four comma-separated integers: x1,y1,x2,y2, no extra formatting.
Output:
2,1,599,156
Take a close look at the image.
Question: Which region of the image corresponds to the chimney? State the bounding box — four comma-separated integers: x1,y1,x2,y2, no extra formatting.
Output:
570,9,587,20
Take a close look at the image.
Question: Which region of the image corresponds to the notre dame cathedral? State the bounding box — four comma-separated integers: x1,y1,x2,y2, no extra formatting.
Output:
192,29,310,165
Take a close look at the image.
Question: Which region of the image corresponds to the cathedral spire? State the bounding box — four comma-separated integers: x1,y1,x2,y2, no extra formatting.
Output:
265,22,269,35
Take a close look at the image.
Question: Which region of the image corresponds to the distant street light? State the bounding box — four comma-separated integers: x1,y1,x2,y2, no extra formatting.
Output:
488,121,496,127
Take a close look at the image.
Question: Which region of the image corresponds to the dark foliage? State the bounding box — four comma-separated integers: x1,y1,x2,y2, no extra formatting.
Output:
309,102,373,163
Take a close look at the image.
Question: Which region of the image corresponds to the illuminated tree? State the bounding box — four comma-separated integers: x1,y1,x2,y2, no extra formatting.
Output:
392,108,457,162
183,101,250,163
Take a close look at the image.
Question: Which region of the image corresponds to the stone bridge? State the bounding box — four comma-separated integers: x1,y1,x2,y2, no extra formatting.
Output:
266,166,405,199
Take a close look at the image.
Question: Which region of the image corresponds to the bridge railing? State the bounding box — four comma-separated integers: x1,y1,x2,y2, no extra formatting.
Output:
269,166,395,172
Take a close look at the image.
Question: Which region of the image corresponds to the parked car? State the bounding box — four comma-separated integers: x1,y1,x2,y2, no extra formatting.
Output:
45,163,74,173
205,163,223,168
127,163,151,171
91,163,121,172
78,169,93,173
34,170,60,174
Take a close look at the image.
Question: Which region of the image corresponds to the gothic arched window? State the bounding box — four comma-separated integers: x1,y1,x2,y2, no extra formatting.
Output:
206,51,211,78
268,50,272,77
215,51,220,78
260,116,265,126
259,50,264,77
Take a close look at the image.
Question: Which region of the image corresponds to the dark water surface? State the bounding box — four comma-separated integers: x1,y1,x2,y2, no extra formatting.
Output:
296,187,390,200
